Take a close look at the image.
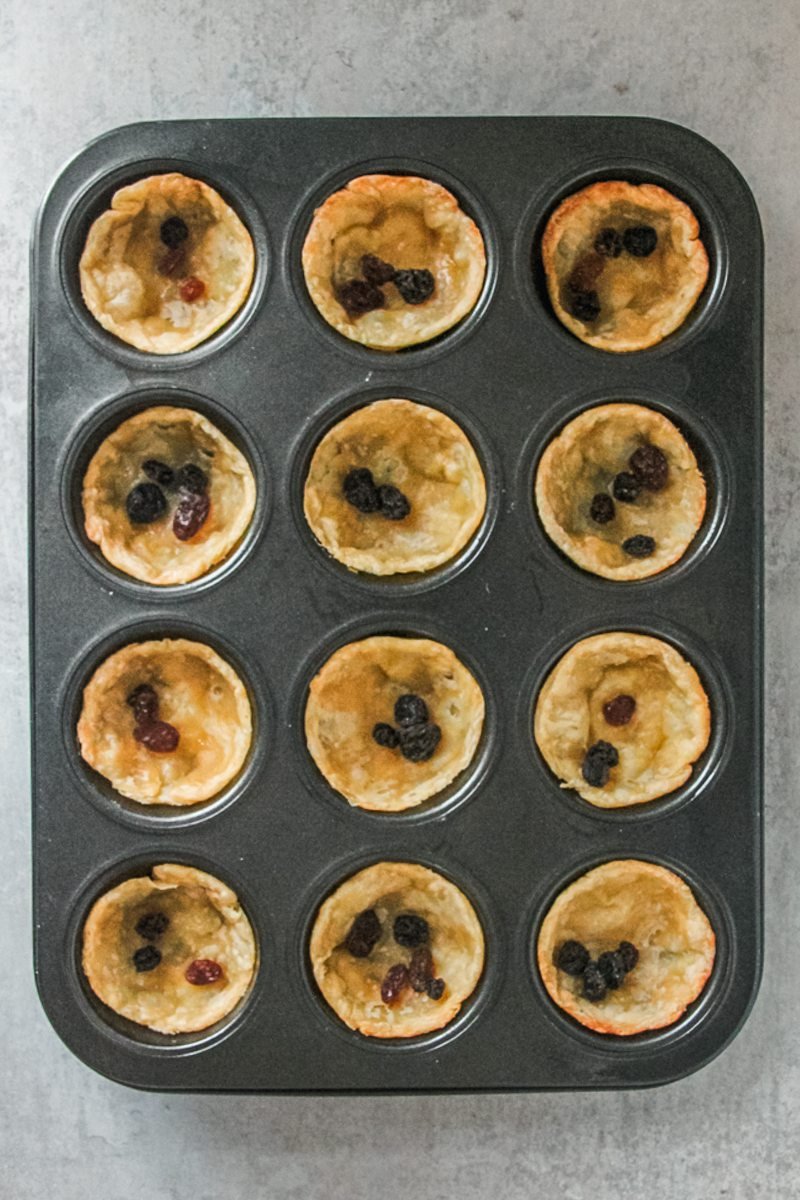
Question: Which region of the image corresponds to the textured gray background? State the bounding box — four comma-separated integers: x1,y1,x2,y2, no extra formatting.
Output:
2,0,797,1196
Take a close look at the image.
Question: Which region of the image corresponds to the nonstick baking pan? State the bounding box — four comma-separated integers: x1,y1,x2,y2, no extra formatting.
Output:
29,117,763,1092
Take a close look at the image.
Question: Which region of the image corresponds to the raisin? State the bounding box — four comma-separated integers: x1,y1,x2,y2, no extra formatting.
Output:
173,492,210,541
381,963,410,1005
134,719,180,753
554,940,590,977
377,484,411,521
425,978,445,1001
603,694,636,726
393,913,430,949
393,268,435,305
581,740,619,788
185,958,224,985
567,253,604,292
126,482,167,525
132,945,162,973
590,493,615,524
126,683,159,722
582,961,608,1002
135,911,170,940
597,950,627,990
594,227,623,258
630,443,669,491
623,225,658,257
142,459,175,489
622,534,656,558
160,216,189,249
567,289,600,322
335,278,385,317
176,463,208,494
399,722,442,763
394,694,429,727
372,722,400,749
343,467,381,513
618,941,639,972
361,254,396,285
156,248,185,277
344,908,382,958
179,276,206,302
612,472,641,503
408,946,434,992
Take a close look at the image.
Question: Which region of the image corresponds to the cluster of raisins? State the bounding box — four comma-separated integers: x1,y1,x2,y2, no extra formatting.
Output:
131,909,170,972
155,217,207,301
126,683,180,754
372,693,442,763
554,938,639,1003
588,440,669,560
342,908,446,1004
581,740,619,788
125,459,210,542
335,254,435,318
342,467,411,521
565,223,658,323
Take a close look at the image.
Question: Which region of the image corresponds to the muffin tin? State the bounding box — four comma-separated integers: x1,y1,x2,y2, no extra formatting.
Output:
30,117,763,1091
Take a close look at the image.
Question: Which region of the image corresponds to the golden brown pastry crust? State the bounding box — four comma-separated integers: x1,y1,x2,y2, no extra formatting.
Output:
310,861,484,1038
82,863,256,1034
79,173,254,354
303,399,486,575
534,632,711,808
542,181,708,352
77,638,252,806
301,174,486,350
537,860,715,1035
535,403,706,581
305,636,484,812
82,406,256,586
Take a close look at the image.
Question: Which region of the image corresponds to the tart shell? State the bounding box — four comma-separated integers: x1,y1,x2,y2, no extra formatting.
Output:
310,861,485,1038
82,863,257,1034
537,859,715,1036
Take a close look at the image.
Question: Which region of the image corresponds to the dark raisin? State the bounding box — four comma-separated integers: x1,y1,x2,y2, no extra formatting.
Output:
629,443,669,491
126,683,159,722
176,463,208,494
134,719,180,753
408,946,434,992
612,472,641,503
566,289,601,322
425,977,445,1001
160,216,189,249
603,694,636,726
567,253,604,292
399,722,442,763
142,459,175,489
622,534,656,558
185,958,224,985
372,722,400,749
344,908,382,958
381,963,410,1005
135,911,170,940
125,482,167,525
343,467,381,513
393,913,430,949
361,254,396,285
554,939,590,977
394,694,429,727
132,945,162,973
590,493,615,524
335,278,385,317
623,225,658,257
156,248,185,277
581,740,619,788
582,961,608,1002
393,268,435,305
377,484,411,521
594,227,623,258
618,941,639,973
179,276,206,302
173,492,210,541
597,950,627,990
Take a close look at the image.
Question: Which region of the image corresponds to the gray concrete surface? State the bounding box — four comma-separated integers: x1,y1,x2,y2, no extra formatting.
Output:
2,0,797,1196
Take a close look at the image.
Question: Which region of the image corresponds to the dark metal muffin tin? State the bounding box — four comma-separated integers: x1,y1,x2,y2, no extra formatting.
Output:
29,117,763,1092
